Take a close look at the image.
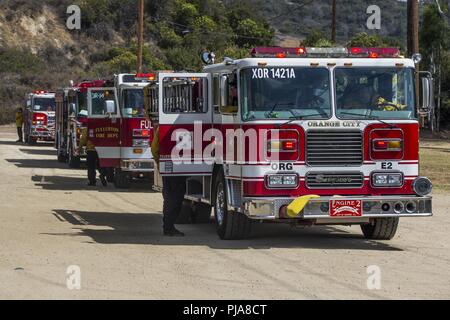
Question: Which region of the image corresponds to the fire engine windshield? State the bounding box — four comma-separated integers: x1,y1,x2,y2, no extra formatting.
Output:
76,92,88,118
122,89,145,118
335,67,416,120
33,98,56,112
240,67,332,121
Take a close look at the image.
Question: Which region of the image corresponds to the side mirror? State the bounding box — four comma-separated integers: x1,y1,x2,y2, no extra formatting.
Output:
420,72,434,114
26,100,31,107
201,51,215,65
104,100,117,115
220,75,229,109
219,75,238,114
69,103,77,116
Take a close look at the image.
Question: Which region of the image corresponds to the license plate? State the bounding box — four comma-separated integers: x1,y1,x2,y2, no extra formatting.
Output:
330,200,362,217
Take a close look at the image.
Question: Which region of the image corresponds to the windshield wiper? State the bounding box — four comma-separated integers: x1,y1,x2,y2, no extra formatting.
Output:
277,114,319,128
339,111,397,128
265,102,295,118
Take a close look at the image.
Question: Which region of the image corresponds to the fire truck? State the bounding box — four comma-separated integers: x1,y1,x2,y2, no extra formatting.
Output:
24,91,56,144
84,74,155,189
55,80,107,167
147,47,434,240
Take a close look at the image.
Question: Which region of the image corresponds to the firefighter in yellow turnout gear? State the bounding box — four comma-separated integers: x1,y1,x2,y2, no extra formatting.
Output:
79,128,108,187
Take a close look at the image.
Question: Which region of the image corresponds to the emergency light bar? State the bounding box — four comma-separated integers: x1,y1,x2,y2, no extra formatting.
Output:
76,80,106,89
306,47,348,58
250,47,401,59
349,47,400,58
251,47,306,58
135,73,156,81
33,90,49,94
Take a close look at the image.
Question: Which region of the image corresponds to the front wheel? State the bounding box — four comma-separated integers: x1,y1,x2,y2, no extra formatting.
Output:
214,171,251,240
28,136,37,145
67,140,80,168
57,153,67,163
192,203,212,224
114,169,131,189
361,218,399,240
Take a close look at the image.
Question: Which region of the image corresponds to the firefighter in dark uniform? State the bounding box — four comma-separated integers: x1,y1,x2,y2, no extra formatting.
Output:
151,127,186,237
79,128,108,187
15,108,24,143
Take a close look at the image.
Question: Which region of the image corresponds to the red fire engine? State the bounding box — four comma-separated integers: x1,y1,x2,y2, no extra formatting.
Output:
55,80,107,168
24,91,56,144
148,47,434,240
84,74,155,188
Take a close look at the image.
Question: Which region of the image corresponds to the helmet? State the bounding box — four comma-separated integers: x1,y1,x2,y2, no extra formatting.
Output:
78,110,88,117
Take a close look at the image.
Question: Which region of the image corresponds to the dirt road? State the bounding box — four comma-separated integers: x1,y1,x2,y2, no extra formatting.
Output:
0,125,449,300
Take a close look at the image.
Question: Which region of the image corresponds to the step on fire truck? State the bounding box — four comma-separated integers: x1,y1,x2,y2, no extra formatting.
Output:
85,74,155,188
55,80,107,168
24,91,56,144
147,47,434,240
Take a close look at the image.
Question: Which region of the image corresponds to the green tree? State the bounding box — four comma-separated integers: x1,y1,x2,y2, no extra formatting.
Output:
301,30,332,47
420,3,450,130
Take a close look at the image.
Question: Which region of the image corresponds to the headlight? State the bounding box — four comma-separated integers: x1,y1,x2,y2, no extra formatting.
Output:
266,174,299,189
133,139,150,147
372,173,403,187
412,177,432,196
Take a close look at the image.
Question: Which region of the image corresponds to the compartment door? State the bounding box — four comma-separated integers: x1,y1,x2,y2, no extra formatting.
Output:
87,87,121,168
158,73,213,176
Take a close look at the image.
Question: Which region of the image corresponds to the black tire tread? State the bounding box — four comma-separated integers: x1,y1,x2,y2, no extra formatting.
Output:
114,170,131,189
176,200,193,224
361,218,399,240
215,171,251,240
192,203,212,224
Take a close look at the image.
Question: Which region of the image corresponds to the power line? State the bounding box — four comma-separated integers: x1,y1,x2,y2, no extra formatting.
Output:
154,19,273,41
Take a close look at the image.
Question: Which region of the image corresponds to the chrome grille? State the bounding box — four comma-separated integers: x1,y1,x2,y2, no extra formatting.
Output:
306,172,364,189
306,130,363,166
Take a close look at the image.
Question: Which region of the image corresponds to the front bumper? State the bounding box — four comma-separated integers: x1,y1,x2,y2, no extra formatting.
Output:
121,160,154,173
244,195,432,220
31,128,55,139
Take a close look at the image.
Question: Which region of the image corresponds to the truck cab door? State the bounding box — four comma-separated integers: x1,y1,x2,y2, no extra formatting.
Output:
87,87,121,168
158,73,212,176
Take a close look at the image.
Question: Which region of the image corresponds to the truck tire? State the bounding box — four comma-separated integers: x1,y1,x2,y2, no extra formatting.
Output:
28,136,37,145
214,171,251,240
68,146,80,169
57,153,67,163
114,169,131,189
361,218,399,240
106,168,115,183
176,200,194,224
192,203,212,224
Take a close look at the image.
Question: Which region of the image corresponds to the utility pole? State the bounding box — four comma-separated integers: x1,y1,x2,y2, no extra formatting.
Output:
331,0,337,43
137,0,145,74
407,0,420,57
407,0,421,124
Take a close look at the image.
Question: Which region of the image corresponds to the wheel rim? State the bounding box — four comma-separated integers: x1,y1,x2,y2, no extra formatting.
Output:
215,182,225,226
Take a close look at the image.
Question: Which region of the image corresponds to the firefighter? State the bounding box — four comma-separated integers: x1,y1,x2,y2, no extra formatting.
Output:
79,128,108,187
151,126,186,237
15,108,24,143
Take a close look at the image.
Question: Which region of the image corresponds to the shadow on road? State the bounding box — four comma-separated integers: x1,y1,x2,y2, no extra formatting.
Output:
31,175,154,193
46,209,403,251
19,148,57,156
6,159,70,170
0,140,54,148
